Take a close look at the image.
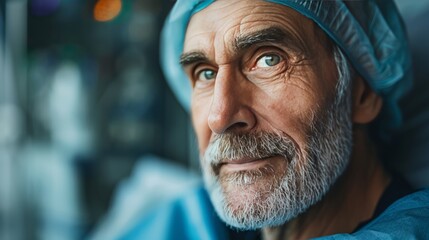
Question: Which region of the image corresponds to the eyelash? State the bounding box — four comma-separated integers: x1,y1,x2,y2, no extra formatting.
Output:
191,65,216,83
254,47,286,61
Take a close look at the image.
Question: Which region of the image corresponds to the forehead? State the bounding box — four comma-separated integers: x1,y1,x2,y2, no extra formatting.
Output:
183,0,315,53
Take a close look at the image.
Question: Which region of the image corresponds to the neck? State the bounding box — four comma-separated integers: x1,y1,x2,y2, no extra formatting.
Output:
262,127,391,240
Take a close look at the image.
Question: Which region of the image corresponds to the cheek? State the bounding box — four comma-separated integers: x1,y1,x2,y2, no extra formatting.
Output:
271,100,315,145
253,80,320,148
191,96,212,154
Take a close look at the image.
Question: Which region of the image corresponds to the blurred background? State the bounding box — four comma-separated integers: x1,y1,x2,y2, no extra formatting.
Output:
0,0,429,240
0,0,201,239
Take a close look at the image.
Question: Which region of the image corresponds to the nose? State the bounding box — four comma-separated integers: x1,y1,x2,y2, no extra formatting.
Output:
207,68,256,134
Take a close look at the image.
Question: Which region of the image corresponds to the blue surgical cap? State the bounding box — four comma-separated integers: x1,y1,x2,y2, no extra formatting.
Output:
160,0,412,138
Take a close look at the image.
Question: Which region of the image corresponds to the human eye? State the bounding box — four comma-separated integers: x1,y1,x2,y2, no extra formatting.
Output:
255,54,282,68
245,49,288,82
197,69,217,81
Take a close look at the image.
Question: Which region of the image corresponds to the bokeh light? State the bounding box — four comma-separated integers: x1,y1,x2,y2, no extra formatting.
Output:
31,0,61,16
94,0,122,22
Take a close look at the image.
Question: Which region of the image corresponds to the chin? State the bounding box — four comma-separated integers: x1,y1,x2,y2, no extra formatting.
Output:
204,160,304,230
208,174,298,229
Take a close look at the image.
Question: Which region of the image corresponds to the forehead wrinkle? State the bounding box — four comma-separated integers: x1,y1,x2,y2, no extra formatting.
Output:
201,22,243,66
183,30,214,52
185,0,319,65
237,6,316,54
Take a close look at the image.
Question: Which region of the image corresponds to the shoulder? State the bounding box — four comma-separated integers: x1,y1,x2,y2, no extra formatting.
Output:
118,185,231,240
316,188,429,239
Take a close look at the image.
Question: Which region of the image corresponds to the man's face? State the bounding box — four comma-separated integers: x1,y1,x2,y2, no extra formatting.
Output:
181,0,353,229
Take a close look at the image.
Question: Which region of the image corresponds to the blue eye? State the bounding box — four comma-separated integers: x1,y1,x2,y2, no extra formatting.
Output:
256,54,281,68
198,69,217,81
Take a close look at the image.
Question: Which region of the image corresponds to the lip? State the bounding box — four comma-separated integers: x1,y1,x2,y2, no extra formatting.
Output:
221,156,270,165
218,156,274,173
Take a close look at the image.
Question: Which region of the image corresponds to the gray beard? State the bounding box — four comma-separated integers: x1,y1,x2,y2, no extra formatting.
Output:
201,47,353,229
202,96,352,229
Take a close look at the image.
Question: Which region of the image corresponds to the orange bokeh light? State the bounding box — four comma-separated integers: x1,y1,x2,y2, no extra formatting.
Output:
94,0,122,22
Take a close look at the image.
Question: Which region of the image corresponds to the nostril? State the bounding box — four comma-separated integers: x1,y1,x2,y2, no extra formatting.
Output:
235,122,248,128
226,122,248,132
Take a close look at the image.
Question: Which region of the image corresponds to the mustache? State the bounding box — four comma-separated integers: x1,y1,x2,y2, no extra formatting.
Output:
203,131,299,166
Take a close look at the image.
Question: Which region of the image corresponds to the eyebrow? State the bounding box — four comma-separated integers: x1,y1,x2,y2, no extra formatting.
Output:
179,26,293,68
234,26,290,51
179,51,208,67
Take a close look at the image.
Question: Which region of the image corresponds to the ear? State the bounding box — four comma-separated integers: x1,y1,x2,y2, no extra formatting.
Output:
352,76,383,124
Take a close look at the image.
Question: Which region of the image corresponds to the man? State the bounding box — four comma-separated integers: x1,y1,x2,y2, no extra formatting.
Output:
121,0,429,239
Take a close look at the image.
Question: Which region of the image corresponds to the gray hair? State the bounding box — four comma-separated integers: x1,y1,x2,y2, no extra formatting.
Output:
333,45,353,106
